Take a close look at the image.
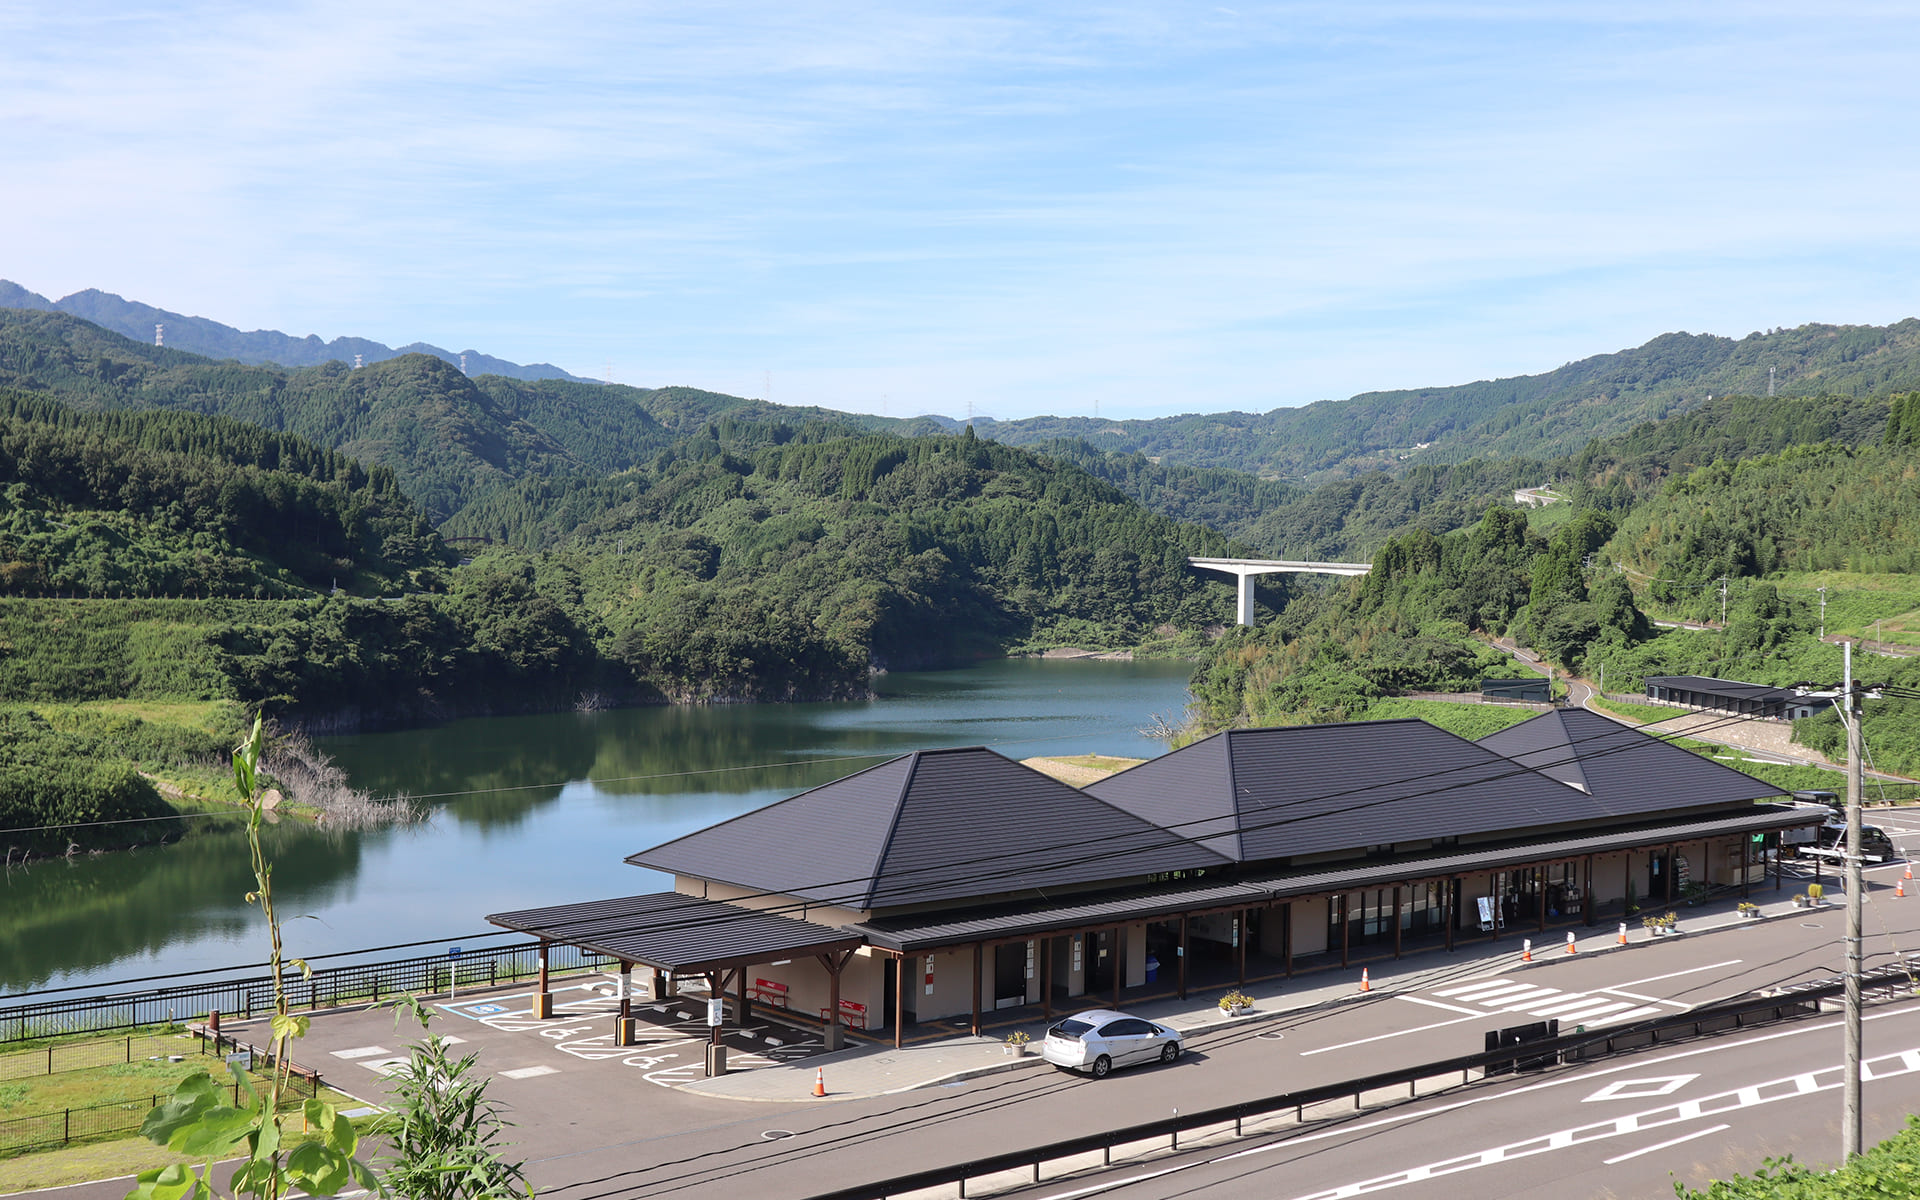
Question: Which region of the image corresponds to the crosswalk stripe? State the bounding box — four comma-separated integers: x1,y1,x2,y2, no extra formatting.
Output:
1481,987,1561,1007
1527,999,1630,1020
1586,1004,1661,1026
1435,980,1534,1000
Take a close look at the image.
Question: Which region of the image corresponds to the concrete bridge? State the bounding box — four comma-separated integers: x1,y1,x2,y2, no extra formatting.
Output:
1187,557,1373,625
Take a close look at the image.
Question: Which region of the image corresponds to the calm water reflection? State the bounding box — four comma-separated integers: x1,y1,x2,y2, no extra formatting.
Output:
0,659,1191,992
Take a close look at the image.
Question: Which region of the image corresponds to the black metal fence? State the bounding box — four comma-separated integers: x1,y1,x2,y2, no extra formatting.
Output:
0,940,611,1045
0,1028,320,1155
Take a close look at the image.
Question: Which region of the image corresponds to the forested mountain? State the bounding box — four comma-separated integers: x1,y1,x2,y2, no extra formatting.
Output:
0,389,449,597
0,279,592,382
968,322,1920,484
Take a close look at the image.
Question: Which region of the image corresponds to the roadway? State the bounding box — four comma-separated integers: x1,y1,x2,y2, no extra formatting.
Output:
27,835,1920,1200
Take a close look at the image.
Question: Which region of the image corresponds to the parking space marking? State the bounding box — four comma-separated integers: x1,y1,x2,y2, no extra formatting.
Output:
436,977,826,1088
500,1065,560,1080
331,1045,390,1060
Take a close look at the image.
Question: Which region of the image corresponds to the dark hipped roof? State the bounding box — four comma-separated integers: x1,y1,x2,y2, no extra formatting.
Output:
1476,708,1786,813
1083,719,1607,864
1645,675,1804,704
856,803,1823,952
627,746,1229,911
488,892,863,974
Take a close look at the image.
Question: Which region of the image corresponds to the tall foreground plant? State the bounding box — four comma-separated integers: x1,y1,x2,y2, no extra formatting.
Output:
378,996,533,1199
128,715,382,1200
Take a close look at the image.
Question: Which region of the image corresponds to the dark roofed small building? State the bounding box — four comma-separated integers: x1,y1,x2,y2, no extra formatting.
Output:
1645,675,1834,721
1481,676,1551,704
491,718,1824,1053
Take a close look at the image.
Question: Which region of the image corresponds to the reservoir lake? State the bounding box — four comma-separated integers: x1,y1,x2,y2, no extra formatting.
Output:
1,658,1192,994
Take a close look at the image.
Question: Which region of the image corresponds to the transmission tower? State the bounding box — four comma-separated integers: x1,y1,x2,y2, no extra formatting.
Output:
1769,365,1776,397
154,323,164,347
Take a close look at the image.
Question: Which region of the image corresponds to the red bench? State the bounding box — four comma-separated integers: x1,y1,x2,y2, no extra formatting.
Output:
750,978,790,1009
819,998,868,1030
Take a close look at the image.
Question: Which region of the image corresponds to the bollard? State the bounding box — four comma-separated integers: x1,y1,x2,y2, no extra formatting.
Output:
1617,922,1628,946
1522,939,1533,963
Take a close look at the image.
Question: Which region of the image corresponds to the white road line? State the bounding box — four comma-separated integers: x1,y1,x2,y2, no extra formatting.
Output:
1394,996,1488,1016
1585,1005,1663,1026
1608,960,1743,990
1594,988,1691,1007
1527,999,1630,1020
330,1046,389,1060
500,1065,559,1079
1435,981,1534,1001
1301,1011,1485,1056
1602,1123,1730,1164
1480,987,1561,1008
1025,1003,1920,1200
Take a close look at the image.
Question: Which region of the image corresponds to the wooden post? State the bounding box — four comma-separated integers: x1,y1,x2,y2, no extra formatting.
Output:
1538,866,1548,933
1776,840,1784,892
737,967,749,1023
535,940,554,1019
1666,844,1676,902
1585,853,1596,927
1112,928,1123,1009
1237,909,1248,985
1177,917,1189,1000
1393,886,1403,959
1742,835,1752,900
1340,895,1350,968
819,953,849,1051
894,952,907,1050
1041,937,1053,1018
1491,873,1500,942
1282,902,1293,978
972,943,983,1038
1445,878,1455,952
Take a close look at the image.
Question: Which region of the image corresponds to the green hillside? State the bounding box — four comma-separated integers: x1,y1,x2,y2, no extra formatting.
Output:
969,322,1920,483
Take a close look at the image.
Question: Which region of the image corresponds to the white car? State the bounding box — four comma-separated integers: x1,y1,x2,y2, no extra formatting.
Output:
1041,1009,1184,1077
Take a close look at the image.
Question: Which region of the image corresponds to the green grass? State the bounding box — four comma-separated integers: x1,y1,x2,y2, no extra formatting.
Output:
1362,697,1541,740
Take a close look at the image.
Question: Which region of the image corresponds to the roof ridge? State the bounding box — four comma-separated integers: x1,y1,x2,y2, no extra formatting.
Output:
861,749,924,910
1006,753,1234,863
1222,729,1245,861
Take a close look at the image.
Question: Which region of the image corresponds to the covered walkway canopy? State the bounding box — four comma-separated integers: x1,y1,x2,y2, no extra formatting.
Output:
489,892,862,975
488,892,867,1046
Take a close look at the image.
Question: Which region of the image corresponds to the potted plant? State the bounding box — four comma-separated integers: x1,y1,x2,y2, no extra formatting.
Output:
1004,1030,1031,1056
1219,991,1255,1016
1737,902,1760,920
1808,883,1826,906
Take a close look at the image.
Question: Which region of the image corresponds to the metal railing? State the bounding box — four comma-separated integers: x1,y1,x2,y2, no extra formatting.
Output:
806,967,1912,1200
0,941,611,1044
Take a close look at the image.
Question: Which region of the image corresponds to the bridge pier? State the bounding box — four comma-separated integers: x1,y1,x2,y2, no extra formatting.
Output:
1187,557,1372,626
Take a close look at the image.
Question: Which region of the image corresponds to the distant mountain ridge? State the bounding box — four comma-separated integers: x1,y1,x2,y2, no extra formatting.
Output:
962,321,1920,484
0,279,594,384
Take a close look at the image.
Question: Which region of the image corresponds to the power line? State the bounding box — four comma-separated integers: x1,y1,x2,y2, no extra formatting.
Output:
0,703,1840,1004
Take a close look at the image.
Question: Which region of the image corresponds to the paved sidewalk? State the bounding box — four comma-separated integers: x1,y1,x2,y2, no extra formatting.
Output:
680,883,1830,1102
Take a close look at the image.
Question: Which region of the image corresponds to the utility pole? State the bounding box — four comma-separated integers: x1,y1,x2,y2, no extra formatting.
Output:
1843,641,1864,1161
1818,586,1828,639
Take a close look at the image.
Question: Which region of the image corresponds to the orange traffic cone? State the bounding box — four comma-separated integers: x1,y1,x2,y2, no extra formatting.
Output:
1522,939,1533,963
1899,879,1907,899
1359,968,1371,992
1566,932,1577,955
813,1067,826,1097
1905,862,1912,881
1617,922,1628,946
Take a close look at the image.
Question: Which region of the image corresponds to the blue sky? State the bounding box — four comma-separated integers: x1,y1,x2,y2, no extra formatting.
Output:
6,2,1918,420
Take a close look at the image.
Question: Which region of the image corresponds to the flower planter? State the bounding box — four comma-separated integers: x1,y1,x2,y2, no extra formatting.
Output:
1224,1005,1250,1018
